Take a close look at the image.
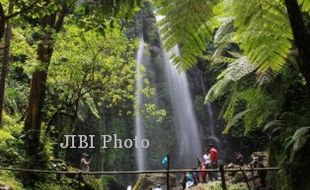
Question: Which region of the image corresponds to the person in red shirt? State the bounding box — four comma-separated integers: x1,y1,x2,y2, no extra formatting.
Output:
208,144,219,180
210,146,218,163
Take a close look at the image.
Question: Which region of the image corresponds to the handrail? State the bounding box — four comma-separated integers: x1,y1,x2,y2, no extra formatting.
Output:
0,166,279,190
0,166,280,175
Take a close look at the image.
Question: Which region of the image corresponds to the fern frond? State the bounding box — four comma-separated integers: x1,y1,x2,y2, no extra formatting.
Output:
212,17,235,59
262,119,285,132
289,127,310,162
218,55,255,81
256,72,275,86
223,109,249,134
205,78,231,103
153,0,218,69
231,0,292,73
205,55,254,103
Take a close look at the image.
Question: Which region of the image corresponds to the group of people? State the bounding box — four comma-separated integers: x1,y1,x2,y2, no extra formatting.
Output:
180,146,267,189
81,147,267,189
180,144,219,189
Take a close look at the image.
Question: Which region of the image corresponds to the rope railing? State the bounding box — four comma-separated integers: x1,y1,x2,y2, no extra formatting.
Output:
0,166,279,174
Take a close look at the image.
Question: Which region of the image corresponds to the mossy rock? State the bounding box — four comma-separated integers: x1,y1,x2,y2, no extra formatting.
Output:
231,171,244,183
188,181,247,190
0,171,24,190
133,174,182,190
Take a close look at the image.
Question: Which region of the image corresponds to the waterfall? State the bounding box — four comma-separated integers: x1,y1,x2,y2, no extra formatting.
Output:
161,45,202,168
206,102,220,148
135,36,147,170
152,14,202,168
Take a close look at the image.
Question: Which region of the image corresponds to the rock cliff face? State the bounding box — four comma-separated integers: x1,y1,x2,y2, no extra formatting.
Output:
133,174,182,190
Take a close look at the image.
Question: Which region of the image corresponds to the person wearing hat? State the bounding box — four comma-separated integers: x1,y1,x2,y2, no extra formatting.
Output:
80,153,92,172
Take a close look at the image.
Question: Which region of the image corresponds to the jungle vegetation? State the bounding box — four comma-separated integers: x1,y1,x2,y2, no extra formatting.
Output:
0,0,309,189
153,0,310,189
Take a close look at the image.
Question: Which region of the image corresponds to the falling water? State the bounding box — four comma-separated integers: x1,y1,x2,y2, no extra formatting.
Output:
152,14,202,168
162,46,203,167
205,102,220,148
135,36,146,170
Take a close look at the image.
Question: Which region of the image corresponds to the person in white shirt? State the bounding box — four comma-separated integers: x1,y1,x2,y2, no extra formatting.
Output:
80,153,92,172
202,147,212,181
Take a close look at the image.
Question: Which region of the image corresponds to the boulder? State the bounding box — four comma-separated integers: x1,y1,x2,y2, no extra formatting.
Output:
133,174,182,190
231,172,245,184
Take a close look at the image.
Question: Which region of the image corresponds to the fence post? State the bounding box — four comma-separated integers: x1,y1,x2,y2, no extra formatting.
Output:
219,165,227,190
250,165,256,188
78,172,82,189
166,155,170,190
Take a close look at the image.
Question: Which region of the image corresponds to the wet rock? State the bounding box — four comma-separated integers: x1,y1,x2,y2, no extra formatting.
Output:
133,174,182,190
231,172,244,183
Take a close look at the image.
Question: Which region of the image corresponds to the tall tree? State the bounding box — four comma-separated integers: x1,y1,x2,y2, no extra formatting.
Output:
24,2,68,157
0,0,14,126
23,0,142,157
0,0,42,126
0,0,41,41
284,0,310,90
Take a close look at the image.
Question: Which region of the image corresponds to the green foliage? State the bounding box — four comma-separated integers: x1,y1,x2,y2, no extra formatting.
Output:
198,181,247,190
230,0,292,73
11,26,38,75
4,80,29,115
205,53,254,103
0,171,24,190
299,0,310,11
285,127,310,163
47,23,137,121
153,0,217,69
153,0,295,75
34,182,74,190
0,114,24,166
102,175,124,190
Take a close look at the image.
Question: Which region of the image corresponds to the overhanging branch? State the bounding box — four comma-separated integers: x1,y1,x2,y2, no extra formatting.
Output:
6,0,41,19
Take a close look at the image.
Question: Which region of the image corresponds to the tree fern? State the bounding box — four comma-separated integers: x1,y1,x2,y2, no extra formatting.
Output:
205,53,254,103
153,0,295,73
221,88,276,134
289,126,310,162
230,0,293,73
153,0,218,69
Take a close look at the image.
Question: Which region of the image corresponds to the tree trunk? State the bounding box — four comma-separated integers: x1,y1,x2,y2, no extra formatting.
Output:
24,27,54,154
0,2,5,41
284,0,310,91
0,0,14,126
24,4,68,156
24,12,56,156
